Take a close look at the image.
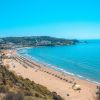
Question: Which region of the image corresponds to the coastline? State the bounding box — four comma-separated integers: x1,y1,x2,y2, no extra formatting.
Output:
3,49,98,100
17,47,100,85
19,52,99,85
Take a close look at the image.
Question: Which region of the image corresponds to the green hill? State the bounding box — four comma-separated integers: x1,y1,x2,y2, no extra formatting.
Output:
0,36,79,49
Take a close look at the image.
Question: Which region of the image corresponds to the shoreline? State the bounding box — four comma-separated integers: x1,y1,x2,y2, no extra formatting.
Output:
19,53,99,85
17,47,100,85
2,49,98,100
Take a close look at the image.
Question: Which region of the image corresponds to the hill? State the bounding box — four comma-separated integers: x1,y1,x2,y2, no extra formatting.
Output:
0,64,63,100
0,36,79,49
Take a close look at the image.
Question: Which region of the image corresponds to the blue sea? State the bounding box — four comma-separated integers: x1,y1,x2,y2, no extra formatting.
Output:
18,40,100,83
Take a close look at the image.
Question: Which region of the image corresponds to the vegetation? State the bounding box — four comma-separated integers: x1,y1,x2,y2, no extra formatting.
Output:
95,86,100,100
0,36,79,49
0,64,64,100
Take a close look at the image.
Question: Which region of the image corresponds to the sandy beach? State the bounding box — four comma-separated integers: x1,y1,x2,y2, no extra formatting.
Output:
2,50,98,100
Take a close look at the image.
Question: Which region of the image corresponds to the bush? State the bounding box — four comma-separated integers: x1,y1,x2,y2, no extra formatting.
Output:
35,92,42,98
0,85,8,93
4,92,15,100
35,93,40,97
15,92,24,100
52,92,63,100
24,90,33,96
4,92,24,100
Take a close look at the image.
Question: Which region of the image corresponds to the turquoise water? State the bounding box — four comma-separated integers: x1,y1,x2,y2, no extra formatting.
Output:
19,40,100,83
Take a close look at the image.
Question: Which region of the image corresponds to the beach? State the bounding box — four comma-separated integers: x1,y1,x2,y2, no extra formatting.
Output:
3,50,98,100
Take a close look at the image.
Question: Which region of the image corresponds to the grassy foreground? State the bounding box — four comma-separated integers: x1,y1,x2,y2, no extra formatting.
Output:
0,64,63,100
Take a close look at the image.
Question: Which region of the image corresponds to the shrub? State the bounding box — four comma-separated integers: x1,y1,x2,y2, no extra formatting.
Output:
4,92,24,100
35,92,42,98
4,92,15,100
0,85,8,93
24,90,33,96
15,92,24,100
35,93,40,97
52,92,63,100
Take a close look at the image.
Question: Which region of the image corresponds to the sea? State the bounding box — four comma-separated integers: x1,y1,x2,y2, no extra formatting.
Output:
18,40,100,84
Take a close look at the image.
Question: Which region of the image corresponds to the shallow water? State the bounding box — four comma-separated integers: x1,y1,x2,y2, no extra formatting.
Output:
18,40,100,83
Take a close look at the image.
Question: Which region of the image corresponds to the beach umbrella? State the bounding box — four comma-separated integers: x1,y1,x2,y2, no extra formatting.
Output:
73,84,81,90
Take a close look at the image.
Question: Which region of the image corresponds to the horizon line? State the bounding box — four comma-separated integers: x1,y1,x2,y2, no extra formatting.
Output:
0,35,100,40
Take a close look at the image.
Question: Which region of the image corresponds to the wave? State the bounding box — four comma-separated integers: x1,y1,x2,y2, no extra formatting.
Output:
17,50,100,85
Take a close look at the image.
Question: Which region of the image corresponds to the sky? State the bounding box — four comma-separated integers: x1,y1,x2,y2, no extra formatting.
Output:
0,0,100,39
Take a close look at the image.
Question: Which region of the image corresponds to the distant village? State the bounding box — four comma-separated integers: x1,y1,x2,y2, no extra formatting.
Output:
0,36,79,49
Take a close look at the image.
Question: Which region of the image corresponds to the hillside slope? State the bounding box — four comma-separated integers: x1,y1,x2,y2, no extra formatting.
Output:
0,36,79,49
0,64,63,100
